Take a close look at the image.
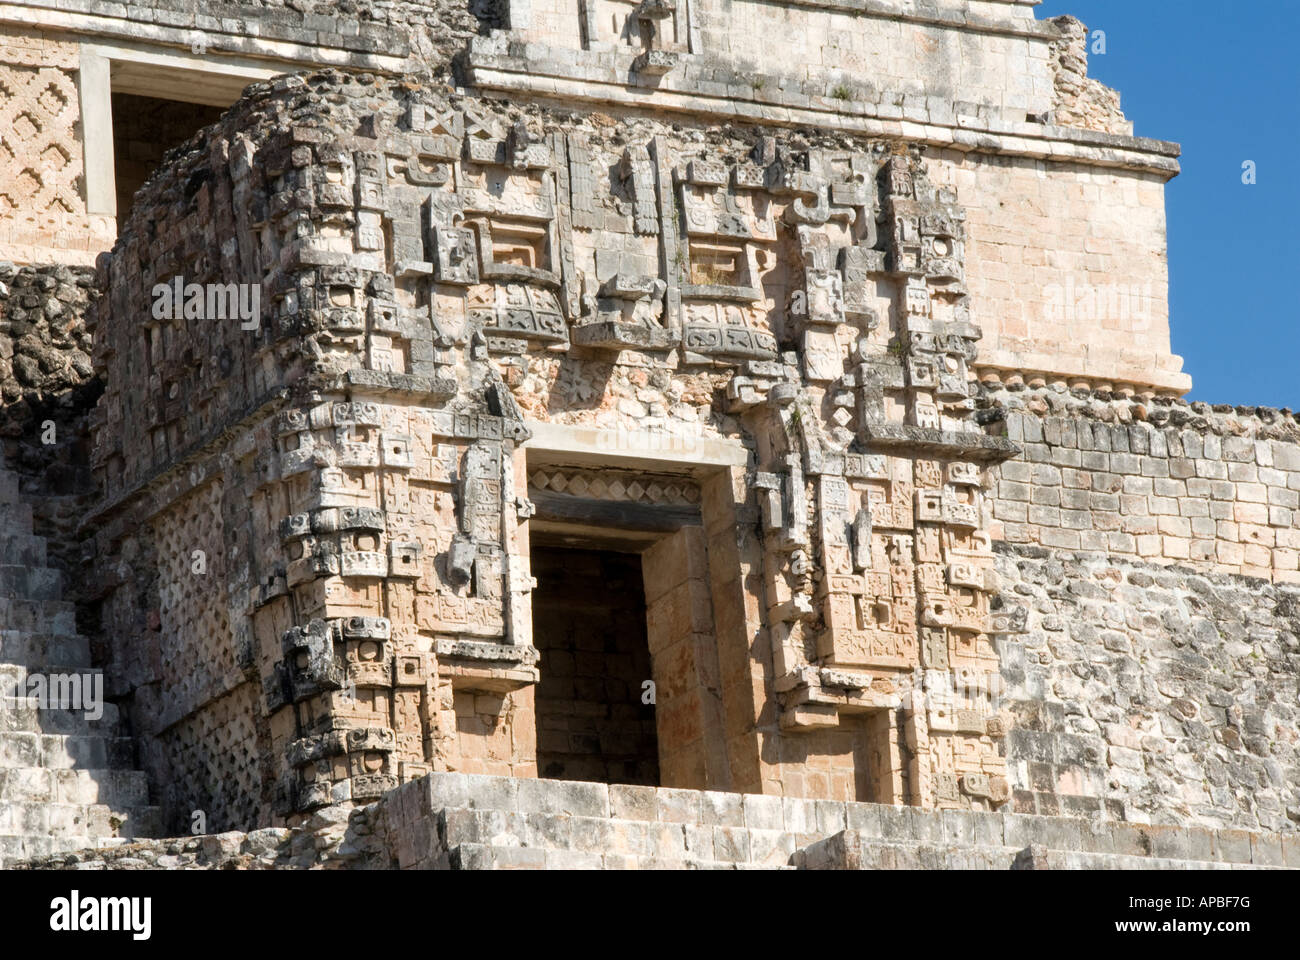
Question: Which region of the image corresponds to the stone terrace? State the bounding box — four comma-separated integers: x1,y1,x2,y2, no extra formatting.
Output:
16,771,1299,869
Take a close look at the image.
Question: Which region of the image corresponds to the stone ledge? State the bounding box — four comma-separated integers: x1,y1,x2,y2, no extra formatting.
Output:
0,1,416,64
465,47,1181,178
710,0,1062,41
14,772,1296,869
386,772,1293,869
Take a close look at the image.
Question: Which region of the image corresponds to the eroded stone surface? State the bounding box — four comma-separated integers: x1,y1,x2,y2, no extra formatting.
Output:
72,68,1021,826
0,1,1292,870
14,772,1294,870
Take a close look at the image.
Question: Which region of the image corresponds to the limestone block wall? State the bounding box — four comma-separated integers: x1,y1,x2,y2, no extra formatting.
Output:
994,547,1300,836
938,154,1179,393
691,0,1055,123
982,386,1300,582
512,0,1093,134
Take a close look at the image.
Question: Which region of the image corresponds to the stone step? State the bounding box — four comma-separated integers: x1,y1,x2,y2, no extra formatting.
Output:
0,533,46,567
444,841,787,870
0,600,79,636
0,730,136,769
0,800,148,839
0,457,161,865
0,662,103,687
0,805,163,868
0,759,148,806
0,631,93,666
0,470,20,505
0,695,121,734
0,766,150,807
0,834,82,865
436,805,798,868
0,501,34,533
0,565,63,602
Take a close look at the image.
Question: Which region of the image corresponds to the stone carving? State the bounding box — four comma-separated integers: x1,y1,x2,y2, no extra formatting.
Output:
0,62,83,225
76,69,1023,825
0,0,1290,874
729,144,1019,809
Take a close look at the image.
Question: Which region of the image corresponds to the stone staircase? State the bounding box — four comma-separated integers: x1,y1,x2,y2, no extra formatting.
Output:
0,461,160,866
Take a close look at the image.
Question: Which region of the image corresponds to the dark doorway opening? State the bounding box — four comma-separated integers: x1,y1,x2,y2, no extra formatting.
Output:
111,92,225,229
531,545,659,786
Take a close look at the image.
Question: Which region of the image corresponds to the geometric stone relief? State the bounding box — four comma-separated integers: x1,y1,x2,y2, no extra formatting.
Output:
0,61,85,235
528,468,701,508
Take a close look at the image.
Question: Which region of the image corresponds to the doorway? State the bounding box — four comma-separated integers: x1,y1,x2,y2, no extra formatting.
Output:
110,92,225,229
530,545,660,786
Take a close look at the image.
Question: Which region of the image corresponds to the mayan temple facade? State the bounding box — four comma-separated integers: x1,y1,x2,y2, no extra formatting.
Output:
0,0,1296,870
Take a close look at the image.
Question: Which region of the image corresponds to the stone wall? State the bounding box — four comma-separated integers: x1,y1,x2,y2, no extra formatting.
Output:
0,262,99,581
995,546,1300,835
1049,16,1130,136
0,0,481,72
935,149,1178,393
81,65,1029,830
1,1,1189,393
983,385,1300,582
0,263,96,437
469,2,1187,395
513,0,1066,132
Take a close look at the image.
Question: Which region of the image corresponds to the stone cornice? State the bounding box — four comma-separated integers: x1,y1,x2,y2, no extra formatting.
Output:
755,0,1058,41
464,41,1181,179
0,2,411,70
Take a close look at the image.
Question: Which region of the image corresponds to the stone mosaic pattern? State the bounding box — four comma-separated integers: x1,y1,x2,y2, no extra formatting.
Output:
0,29,114,264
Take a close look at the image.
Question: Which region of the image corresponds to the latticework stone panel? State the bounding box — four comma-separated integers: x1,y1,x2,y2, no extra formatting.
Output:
0,31,114,263
156,683,268,834
155,481,232,723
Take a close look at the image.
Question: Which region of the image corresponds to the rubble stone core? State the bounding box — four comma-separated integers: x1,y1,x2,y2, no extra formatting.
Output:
0,1,1294,869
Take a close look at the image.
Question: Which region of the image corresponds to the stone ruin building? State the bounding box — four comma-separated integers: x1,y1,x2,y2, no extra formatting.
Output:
0,0,1295,870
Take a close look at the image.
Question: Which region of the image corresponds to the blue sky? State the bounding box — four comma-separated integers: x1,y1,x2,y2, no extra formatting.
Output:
1036,0,1299,407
